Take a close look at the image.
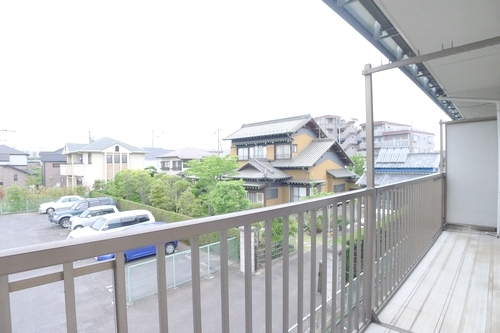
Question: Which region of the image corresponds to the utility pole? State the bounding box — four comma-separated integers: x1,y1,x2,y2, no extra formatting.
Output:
215,129,223,155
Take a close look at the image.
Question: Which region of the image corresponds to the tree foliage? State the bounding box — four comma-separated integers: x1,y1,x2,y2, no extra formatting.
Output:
347,153,365,176
185,155,239,198
105,169,154,203
207,180,250,215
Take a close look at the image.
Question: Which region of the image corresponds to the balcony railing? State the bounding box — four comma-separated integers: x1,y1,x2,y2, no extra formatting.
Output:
0,174,444,333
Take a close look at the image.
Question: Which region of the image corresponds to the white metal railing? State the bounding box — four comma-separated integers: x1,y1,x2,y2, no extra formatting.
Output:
0,174,444,333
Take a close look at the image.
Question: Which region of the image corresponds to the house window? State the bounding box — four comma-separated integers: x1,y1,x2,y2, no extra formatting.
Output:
183,161,189,168
247,192,264,203
251,146,266,158
122,154,127,163
87,153,92,164
115,145,119,152
290,186,308,202
413,134,419,142
52,163,60,168
266,188,278,199
14,174,18,181
114,154,120,163
238,147,249,161
333,184,345,193
172,161,182,170
292,144,298,153
107,154,112,163
276,144,291,159
161,161,170,170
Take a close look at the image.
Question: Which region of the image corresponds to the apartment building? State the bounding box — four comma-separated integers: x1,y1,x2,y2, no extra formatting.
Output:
358,121,435,156
314,115,360,157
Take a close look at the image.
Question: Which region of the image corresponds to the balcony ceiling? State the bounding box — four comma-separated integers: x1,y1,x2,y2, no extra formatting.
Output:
323,0,500,121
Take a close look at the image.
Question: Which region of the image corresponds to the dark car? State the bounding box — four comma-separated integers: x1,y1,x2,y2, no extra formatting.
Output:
49,197,117,228
96,222,178,262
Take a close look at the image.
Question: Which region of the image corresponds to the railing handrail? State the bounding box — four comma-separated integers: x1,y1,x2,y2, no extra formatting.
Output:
0,188,375,276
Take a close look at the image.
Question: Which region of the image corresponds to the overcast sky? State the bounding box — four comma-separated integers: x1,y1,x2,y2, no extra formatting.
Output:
0,1,448,153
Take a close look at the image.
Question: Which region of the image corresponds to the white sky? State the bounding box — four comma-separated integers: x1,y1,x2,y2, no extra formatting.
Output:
0,1,448,153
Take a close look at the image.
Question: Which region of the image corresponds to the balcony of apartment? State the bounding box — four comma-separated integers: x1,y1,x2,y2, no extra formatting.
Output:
60,163,88,177
4,172,489,333
340,137,359,150
339,127,358,141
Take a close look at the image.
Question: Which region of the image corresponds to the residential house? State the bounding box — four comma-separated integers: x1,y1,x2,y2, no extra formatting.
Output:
356,147,440,186
60,137,147,188
158,148,213,176
0,145,34,189
143,147,174,172
224,114,357,206
39,148,66,188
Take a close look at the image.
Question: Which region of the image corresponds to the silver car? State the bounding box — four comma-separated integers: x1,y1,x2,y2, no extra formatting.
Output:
69,205,119,230
38,195,84,214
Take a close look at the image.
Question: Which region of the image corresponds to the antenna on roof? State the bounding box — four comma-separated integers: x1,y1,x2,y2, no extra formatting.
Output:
89,131,94,143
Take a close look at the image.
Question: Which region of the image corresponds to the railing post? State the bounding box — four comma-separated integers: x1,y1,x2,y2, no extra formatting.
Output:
239,226,255,273
0,275,12,333
363,63,376,322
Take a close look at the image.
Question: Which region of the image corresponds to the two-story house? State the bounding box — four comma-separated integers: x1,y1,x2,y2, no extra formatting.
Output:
39,148,67,188
224,114,357,206
158,148,214,176
60,137,147,188
0,145,34,188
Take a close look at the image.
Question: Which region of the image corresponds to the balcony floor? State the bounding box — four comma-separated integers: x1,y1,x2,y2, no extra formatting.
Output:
364,225,500,333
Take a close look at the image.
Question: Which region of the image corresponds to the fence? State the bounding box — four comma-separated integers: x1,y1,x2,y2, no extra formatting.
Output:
126,237,239,304
0,198,51,215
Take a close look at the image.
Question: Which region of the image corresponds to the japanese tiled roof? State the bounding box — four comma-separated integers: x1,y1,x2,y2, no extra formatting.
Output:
224,114,319,141
271,138,352,168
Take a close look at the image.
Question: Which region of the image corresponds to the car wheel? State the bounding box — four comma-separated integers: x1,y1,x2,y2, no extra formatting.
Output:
165,243,176,255
46,208,55,214
60,218,70,229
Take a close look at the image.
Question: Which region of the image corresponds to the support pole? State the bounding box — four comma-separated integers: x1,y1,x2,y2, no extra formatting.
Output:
363,63,376,321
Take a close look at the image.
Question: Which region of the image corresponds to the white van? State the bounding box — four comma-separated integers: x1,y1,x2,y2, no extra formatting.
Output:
67,210,155,239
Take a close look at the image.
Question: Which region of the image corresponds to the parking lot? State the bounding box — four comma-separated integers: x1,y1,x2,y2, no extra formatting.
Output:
1,212,319,333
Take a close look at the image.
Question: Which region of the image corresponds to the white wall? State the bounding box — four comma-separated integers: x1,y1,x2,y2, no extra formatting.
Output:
445,118,498,228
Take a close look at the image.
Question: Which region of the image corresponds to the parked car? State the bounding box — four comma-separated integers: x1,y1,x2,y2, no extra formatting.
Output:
67,210,155,239
38,195,84,214
96,222,178,262
69,205,120,231
49,197,117,228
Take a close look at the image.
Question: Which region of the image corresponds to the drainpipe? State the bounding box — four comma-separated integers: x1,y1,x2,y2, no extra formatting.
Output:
438,97,500,237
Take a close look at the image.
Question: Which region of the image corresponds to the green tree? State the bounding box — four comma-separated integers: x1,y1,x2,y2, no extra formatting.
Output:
185,155,239,198
177,190,206,218
26,166,42,188
5,185,29,212
207,180,250,215
106,169,153,203
149,174,192,211
347,153,365,176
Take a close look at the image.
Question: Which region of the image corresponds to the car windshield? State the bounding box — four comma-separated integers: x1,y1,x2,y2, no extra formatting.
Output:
80,209,91,218
91,217,106,231
69,202,81,210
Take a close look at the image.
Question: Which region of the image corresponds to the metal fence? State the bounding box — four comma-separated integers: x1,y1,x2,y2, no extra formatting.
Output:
126,237,239,304
0,198,50,215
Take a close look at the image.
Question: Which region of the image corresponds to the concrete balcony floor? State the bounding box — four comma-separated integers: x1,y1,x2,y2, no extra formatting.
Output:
364,225,500,333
